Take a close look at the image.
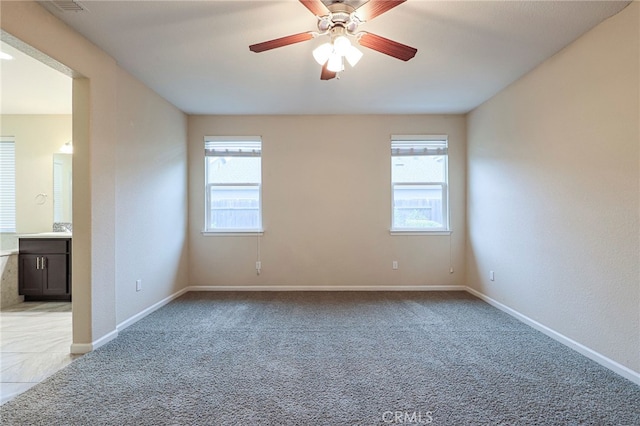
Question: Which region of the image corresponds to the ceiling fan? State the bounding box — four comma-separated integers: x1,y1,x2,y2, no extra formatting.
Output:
249,0,417,80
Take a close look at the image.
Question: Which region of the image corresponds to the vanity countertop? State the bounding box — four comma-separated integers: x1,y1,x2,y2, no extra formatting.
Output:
19,232,72,239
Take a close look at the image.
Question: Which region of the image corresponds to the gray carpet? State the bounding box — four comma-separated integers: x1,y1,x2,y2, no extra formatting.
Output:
2,291,639,425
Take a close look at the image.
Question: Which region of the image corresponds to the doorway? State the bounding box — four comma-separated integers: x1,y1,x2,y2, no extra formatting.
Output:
0,38,76,404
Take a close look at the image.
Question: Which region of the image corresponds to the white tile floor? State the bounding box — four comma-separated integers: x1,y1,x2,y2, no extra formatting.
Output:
0,302,79,405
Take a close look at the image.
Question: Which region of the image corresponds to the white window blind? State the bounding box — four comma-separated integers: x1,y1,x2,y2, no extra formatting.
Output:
205,136,261,158
0,138,16,233
391,135,448,156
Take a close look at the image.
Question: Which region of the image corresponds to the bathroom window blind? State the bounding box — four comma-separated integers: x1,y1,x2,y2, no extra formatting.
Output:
0,138,16,233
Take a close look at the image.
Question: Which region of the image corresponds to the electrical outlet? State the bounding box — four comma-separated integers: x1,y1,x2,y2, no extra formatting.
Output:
489,271,495,281
256,261,261,270
392,261,398,270
136,279,142,292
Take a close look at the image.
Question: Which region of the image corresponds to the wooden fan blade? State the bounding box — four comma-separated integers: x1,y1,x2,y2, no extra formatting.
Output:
299,0,329,16
320,63,336,80
358,32,417,61
249,32,315,53
355,0,406,22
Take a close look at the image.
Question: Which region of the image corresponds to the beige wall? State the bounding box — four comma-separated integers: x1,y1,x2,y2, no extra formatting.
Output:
1,114,72,235
466,2,639,374
189,115,466,288
115,67,189,324
1,1,189,348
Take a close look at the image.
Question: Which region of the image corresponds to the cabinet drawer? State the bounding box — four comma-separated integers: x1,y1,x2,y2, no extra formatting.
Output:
19,238,70,254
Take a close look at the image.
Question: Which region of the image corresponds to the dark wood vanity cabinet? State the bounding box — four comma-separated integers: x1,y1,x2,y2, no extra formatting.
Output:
19,238,71,301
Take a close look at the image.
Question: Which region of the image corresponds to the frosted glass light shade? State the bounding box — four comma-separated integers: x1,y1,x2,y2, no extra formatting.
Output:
345,45,363,67
313,35,362,72
327,53,344,72
333,35,351,56
312,43,333,65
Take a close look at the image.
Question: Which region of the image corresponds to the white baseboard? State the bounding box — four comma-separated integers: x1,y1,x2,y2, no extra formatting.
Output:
116,287,191,332
70,288,190,354
186,285,467,292
70,329,118,354
70,343,92,354
465,286,640,386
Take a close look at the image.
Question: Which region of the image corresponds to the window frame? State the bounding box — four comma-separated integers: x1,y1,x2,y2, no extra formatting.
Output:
203,136,263,234
390,135,450,234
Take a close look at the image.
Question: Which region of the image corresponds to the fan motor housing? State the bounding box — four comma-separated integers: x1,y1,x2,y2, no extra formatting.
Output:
318,3,360,35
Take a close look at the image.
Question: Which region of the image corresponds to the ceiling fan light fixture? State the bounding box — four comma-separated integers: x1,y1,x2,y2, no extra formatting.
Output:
345,45,363,67
250,0,417,81
327,53,344,72
312,42,333,65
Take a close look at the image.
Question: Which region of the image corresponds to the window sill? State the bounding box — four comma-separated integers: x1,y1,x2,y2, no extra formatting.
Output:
390,230,451,236
202,230,264,237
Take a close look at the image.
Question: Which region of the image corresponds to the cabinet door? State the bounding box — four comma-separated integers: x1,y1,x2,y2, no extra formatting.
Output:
42,254,69,296
19,255,43,296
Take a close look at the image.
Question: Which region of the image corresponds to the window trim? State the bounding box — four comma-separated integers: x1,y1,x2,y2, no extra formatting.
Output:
204,136,263,233
201,231,265,237
390,135,450,234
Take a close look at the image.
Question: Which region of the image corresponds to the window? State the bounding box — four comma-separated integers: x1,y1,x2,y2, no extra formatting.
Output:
0,138,16,233
204,136,262,232
391,135,448,232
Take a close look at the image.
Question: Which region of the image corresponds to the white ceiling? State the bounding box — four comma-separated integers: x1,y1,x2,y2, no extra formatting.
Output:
8,0,632,115
0,40,72,114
